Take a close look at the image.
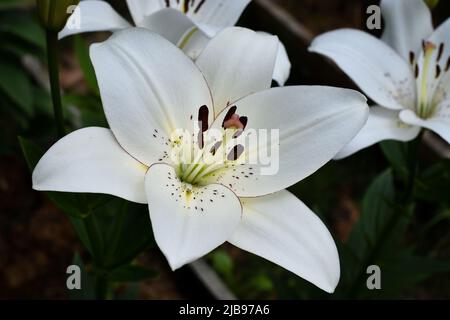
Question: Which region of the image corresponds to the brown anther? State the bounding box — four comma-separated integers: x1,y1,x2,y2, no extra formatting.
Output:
424,41,437,52
223,114,245,130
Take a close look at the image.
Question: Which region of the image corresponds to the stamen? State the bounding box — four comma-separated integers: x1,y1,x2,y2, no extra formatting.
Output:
418,41,437,117
415,64,419,78
227,145,244,161
436,65,441,78
222,106,237,127
446,57,450,72
198,105,209,132
210,141,222,156
184,0,191,13
165,0,170,7
197,105,209,149
224,114,245,130
239,116,248,129
437,43,444,62
409,51,415,65
194,0,206,13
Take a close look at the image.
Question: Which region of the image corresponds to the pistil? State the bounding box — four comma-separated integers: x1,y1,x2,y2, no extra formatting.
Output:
418,41,436,118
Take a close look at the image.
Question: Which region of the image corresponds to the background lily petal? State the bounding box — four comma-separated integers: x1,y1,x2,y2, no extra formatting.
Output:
400,109,450,144
335,106,421,159
59,0,131,39
381,0,433,60
310,29,416,111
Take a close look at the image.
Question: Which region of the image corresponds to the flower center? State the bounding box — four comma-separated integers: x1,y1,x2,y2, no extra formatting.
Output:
411,41,450,119
170,106,247,186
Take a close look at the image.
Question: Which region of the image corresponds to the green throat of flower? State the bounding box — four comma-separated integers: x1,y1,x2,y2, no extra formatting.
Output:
172,106,247,186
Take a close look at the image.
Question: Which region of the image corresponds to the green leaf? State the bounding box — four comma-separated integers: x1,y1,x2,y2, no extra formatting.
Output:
108,265,158,283
379,141,409,179
18,136,43,169
0,60,33,116
0,0,30,10
102,202,155,269
74,35,99,95
211,250,233,277
416,159,450,204
339,169,414,298
0,11,45,49
69,252,96,300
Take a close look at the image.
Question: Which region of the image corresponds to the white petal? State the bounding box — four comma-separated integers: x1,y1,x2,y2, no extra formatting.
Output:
139,8,197,45
309,29,416,110
126,0,164,26
273,38,291,86
400,109,450,144
90,28,213,166
32,127,148,203
179,27,211,60
335,106,421,159
229,190,340,293
59,1,131,39
139,8,211,60
196,27,278,116
381,0,433,59
257,31,291,86
185,0,251,37
145,163,242,270
206,86,369,197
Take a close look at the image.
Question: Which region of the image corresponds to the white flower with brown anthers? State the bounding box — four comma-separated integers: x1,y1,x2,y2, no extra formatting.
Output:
33,27,368,292
60,0,291,85
309,0,450,159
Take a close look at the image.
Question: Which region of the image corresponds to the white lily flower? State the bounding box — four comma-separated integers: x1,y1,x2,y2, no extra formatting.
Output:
309,0,450,159
33,27,369,292
59,0,291,85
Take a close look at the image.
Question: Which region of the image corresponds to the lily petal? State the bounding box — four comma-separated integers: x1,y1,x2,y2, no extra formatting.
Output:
381,0,433,59
184,0,251,37
126,0,163,26
258,31,292,86
32,127,148,203
400,109,450,144
208,86,369,197
139,8,210,60
139,8,197,45
196,27,278,116
145,163,242,270
59,0,131,39
90,28,213,166
335,106,421,159
229,190,340,293
309,29,416,110
273,37,291,86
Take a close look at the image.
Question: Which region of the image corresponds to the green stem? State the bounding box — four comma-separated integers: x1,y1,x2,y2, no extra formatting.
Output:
346,134,422,298
46,30,65,137
83,212,110,299
94,274,108,300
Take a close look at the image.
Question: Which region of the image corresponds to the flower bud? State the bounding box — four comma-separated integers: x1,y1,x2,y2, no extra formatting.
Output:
37,0,80,32
424,0,439,9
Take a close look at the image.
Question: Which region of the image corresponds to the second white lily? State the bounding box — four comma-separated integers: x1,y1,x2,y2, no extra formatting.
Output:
310,0,450,159
60,0,291,85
